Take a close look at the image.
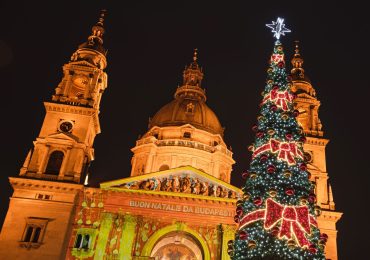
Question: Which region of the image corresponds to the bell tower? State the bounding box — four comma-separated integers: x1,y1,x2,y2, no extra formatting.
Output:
291,41,342,260
0,10,108,260
19,11,108,183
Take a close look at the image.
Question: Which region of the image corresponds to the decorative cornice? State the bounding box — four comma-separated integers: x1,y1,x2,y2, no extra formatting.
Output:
306,136,329,146
44,102,96,116
319,210,343,222
9,177,83,193
44,102,101,134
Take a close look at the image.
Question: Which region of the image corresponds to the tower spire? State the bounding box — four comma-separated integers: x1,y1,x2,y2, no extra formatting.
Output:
88,9,106,46
291,40,305,78
75,9,107,57
193,48,198,62
175,49,206,101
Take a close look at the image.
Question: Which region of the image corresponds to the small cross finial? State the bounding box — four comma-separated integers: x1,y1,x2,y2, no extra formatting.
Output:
193,48,198,62
266,17,291,40
294,40,300,54
98,9,107,26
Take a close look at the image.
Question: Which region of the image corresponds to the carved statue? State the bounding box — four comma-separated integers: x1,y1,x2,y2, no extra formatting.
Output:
228,190,237,199
171,176,181,192
221,187,228,198
152,178,161,191
191,179,201,195
200,182,209,196
214,186,221,197
139,180,151,190
180,176,192,193
160,178,172,192
126,181,139,190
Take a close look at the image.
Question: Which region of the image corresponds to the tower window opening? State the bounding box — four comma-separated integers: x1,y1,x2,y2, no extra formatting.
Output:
45,151,64,175
21,218,48,245
186,102,194,113
183,132,191,139
159,164,170,171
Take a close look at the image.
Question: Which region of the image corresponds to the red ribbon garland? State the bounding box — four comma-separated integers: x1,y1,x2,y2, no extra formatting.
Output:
252,139,303,165
239,199,318,248
262,88,294,111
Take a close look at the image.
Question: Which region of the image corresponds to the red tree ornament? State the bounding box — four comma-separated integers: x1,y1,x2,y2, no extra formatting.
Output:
285,133,293,140
309,244,317,254
260,154,268,162
254,197,263,206
278,61,285,68
252,124,258,132
267,165,276,173
271,226,280,237
239,230,248,240
242,171,249,179
299,163,307,171
271,104,278,111
285,187,295,196
236,206,243,216
308,194,317,203
293,109,300,117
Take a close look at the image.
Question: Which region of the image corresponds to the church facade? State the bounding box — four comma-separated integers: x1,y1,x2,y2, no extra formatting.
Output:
0,13,341,260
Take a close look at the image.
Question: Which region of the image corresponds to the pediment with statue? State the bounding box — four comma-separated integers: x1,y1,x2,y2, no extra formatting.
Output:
100,166,242,200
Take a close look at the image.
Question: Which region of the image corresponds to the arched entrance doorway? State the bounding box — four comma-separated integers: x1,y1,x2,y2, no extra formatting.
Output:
141,223,210,260
151,231,202,260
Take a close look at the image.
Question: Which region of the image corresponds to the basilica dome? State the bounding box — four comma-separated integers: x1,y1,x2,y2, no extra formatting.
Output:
149,94,224,136
148,51,224,136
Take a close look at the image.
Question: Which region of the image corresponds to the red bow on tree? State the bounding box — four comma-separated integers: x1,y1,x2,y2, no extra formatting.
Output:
262,88,294,111
252,139,303,165
271,54,284,63
239,199,318,248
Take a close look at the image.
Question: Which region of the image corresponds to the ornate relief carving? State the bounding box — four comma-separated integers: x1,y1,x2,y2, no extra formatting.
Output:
119,175,238,199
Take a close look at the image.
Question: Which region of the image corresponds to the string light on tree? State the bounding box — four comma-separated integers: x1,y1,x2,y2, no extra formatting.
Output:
229,18,326,259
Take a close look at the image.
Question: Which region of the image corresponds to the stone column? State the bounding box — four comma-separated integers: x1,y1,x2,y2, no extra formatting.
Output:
38,145,50,175
221,224,236,260
59,147,72,179
119,214,137,260
94,213,113,260
221,225,236,260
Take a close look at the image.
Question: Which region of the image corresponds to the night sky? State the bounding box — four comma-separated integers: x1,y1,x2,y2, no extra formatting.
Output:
1,1,369,259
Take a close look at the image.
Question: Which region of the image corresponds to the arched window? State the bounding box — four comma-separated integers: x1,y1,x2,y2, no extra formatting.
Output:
159,164,170,171
45,151,64,175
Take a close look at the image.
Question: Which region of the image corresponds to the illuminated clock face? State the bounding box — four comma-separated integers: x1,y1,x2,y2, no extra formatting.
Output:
72,75,89,89
59,121,73,133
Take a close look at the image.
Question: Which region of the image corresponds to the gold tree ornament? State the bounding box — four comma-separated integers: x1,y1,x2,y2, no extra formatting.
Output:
281,113,289,120
243,193,251,200
248,240,257,249
287,239,296,249
249,173,257,180
300,197,308,205
283,170,292,178
267,129,275,135
268,189,277,197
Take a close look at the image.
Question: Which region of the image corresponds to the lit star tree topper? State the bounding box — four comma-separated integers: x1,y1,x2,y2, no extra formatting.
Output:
266,17,291,40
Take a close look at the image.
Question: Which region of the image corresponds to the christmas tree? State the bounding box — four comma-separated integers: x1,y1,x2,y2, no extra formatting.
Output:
229,18,327,260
